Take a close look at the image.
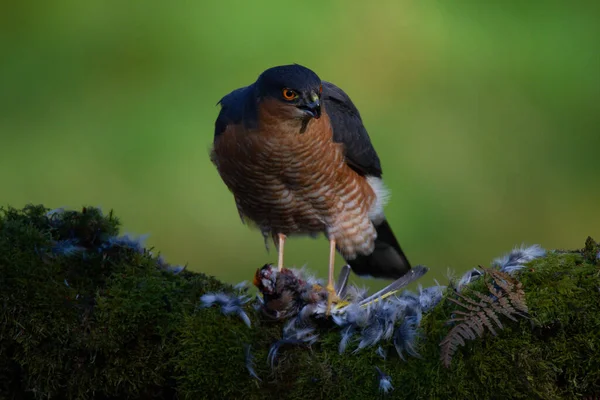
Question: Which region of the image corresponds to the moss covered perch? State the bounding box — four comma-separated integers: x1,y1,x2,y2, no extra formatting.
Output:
1,205,599,399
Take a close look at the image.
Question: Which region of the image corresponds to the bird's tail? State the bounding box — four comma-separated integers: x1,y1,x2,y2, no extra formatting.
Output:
345,218,411,280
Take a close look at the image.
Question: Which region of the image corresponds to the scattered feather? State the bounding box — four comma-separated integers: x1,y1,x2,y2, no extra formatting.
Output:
234,280,250,291
393,315,422,360
457,268,484,292
335,264,351,297
492,244,546,274
267,314,319,368
267,334,317,369
339,325,355,354
154,256,186,275
51,239,85,256
418,284,446,312
102,234,150,254
46,207,66,227
354,316,384,353
376,346,387,360
345,284,369,303
244,344,261,382
46,208,65,217
165,264,186,275
375,366,394,394
199,292,252,327
358,266,428,307
267,339,300,369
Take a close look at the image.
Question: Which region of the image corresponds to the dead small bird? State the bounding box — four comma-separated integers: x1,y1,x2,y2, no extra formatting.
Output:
253,264,329,320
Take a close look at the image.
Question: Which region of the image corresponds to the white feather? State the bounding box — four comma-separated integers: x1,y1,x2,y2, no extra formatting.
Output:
366,176,390,224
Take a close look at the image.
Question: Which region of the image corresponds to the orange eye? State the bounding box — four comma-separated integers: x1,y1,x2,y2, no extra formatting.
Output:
282,88,298,100
319,84,323,94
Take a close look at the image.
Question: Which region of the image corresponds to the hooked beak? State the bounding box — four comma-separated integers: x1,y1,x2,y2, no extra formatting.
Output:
298,92,321,119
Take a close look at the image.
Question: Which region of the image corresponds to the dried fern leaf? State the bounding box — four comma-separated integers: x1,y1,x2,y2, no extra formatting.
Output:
440,266,529,368
481,307,502,333
470,312,487,337
485,268,529,313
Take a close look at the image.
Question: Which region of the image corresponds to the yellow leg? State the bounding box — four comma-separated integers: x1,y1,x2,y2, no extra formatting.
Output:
277,233,286,271
326,238,340,316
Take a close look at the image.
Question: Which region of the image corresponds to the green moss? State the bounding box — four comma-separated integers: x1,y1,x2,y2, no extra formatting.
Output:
583,236,600,265
0,205,227,399
1,205,599,399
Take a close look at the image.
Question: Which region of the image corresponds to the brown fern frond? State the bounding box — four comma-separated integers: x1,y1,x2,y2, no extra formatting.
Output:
440,323,476,367
493,297,520,321
471,289,495,305
481,307,501,334
440,267,529,368
484,267,528,313
447,293,481,311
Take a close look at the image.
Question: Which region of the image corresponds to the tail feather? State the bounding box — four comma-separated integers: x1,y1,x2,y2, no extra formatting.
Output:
345,219,411,279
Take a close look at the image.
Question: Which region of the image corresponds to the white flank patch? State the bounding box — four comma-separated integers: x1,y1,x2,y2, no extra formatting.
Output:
366,176,390,224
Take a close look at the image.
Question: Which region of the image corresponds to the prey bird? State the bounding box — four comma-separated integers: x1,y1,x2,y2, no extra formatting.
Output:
210,64,412,314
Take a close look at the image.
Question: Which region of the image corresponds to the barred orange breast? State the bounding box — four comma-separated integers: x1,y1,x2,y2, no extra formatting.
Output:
210,100,379,260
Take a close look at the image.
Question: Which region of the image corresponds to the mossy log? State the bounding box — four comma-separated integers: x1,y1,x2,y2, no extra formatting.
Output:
1,205,599,400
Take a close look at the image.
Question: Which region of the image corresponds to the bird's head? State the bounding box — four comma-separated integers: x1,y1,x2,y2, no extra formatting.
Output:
256,64,322,120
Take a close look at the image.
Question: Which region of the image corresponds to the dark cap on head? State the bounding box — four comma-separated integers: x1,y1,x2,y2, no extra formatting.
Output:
256,64,323,119
256,64,321,97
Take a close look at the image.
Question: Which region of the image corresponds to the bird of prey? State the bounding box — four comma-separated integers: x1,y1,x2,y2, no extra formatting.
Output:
210,64,411,314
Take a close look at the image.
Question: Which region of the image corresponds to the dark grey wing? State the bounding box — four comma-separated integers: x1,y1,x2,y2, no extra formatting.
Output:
323,82,412,277
214,84,258,141
322,81,383,177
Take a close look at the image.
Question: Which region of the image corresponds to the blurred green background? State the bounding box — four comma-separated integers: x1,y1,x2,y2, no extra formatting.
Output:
1,1,599,293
